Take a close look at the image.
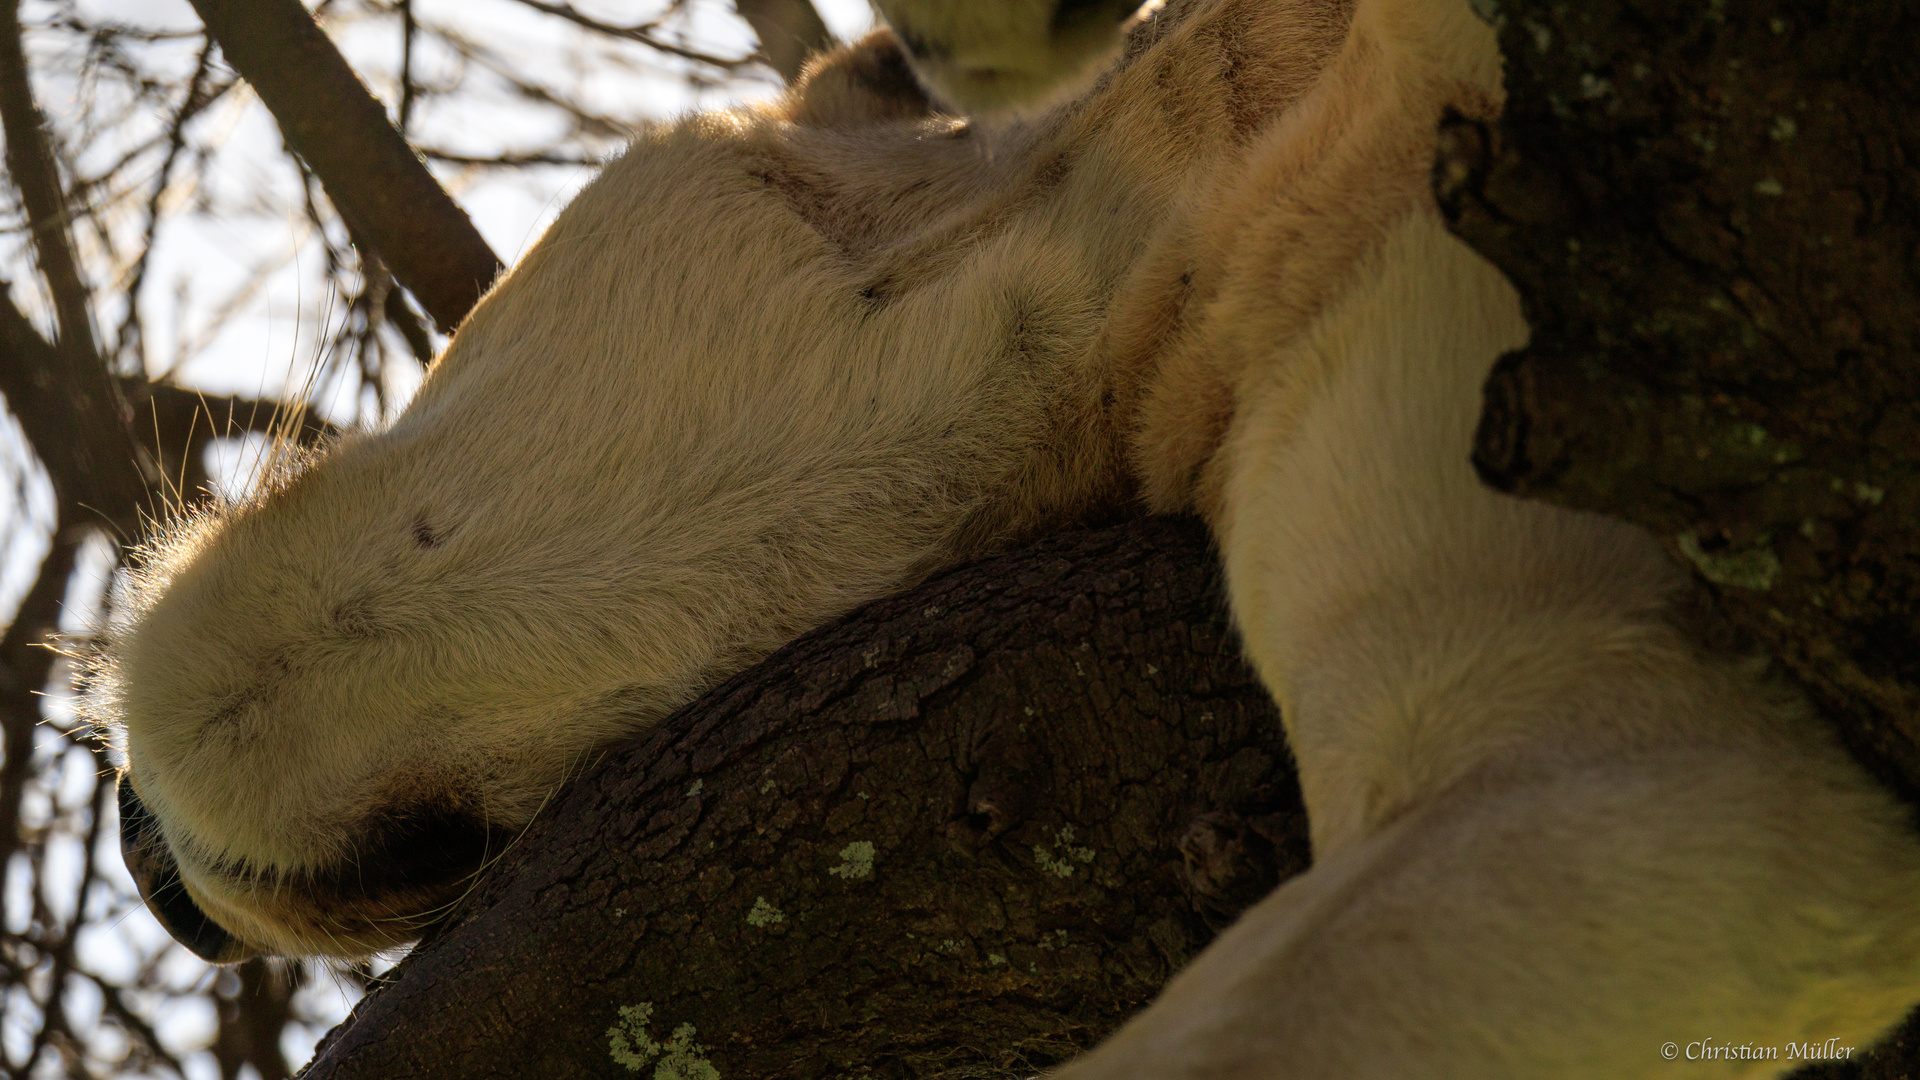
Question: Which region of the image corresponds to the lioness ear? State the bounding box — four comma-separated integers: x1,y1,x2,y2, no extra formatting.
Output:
782,30,934,127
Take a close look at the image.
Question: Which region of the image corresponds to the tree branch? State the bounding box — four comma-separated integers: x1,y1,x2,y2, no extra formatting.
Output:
0,2,148,535
735,0,834,83
0,0,97,364
186,0,503,333
295,514,1920,1078
0,522,82,908
132,383,340,508
508,0,759,71
304,518,1309,1079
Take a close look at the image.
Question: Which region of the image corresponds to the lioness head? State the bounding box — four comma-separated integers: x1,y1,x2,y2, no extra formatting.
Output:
90,0,1196,963
92,103,1063,960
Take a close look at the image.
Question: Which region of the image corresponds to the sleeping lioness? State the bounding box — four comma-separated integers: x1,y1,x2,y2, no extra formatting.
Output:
96,0,1920,1074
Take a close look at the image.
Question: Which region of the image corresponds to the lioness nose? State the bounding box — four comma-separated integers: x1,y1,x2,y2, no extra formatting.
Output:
117,775,251,963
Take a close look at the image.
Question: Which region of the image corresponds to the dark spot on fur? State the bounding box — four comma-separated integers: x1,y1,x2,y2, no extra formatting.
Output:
201,686,268,745
332,597,381,638
859,275,904,308
412,518,443,549
1031,150,1076,194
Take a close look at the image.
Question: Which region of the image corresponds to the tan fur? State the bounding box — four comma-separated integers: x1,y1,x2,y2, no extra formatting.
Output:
89,0,1920,1071
783,31,933,128
1060,1,1920,1073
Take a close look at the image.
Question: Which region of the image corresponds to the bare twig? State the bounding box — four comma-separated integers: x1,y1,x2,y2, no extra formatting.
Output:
111,36,216,375
135,382,341,505
418,147,603,167
397,0,417,133
424,23,646,140
507,0,753,70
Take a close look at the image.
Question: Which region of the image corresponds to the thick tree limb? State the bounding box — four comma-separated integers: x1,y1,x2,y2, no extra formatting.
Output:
736,0,834,83
1436,4,1920,1070
298,516,1920,1079
187,0,503,333
1450,0,1920,806
305,518,1309,1079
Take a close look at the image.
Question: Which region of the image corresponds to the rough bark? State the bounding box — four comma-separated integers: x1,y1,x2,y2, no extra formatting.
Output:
186,0,503,333
1451,0,1920,805
304,518,1308,1079
296,516,1920,1079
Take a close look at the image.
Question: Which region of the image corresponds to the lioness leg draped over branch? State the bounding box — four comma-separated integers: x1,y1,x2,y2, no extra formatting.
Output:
1054,3,1920,1075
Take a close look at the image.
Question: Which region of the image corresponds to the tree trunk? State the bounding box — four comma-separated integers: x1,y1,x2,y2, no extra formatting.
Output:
1454,0,1920,805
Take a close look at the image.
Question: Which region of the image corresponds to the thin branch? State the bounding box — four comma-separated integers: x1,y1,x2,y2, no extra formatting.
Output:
20,766,111,1077
396,0,417,134
0,521,82,912
507,0,753,70
425,23,648,140
418,147,602,167
134,382,340,506
88,968,189,1076
111,35,216,374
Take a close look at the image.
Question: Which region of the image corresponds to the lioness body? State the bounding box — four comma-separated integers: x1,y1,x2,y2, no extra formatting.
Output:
96,0,1920,1073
